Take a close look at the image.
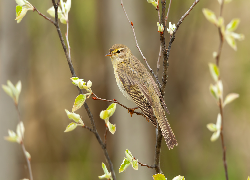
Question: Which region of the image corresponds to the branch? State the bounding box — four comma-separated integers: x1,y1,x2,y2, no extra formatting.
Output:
215,0,228,179
15,104,33,180
49,1,116,179
154,124,162,173
161,0,200,95
134,157,156,169
33,6,56,25
92,93,146,118
121,0,162,89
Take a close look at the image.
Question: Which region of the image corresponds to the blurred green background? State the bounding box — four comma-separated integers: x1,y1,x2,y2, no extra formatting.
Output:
0,0,249,180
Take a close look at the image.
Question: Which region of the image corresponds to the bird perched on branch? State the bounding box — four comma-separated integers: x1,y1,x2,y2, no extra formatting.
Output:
105,44,178,150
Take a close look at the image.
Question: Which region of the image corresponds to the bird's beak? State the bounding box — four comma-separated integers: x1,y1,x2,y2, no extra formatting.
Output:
105,52,112,57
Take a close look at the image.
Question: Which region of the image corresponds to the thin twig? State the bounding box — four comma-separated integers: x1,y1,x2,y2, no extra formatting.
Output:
82,125,94,133
104,126,108,145
49,1,116,179
15,104,33,180
92,93,146,118
219,98,228,180
33,6,56,25
162,0,200,95
215,0,228,179
120,0,162,89
66,21,71,59
165,0,172,26
156,44,162,77
134,157,155,169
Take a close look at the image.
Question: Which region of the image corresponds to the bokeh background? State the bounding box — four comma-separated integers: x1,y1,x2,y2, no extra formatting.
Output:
0,0,249,180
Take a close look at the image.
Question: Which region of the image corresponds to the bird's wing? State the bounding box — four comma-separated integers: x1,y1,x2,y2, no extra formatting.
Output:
117,68,157,127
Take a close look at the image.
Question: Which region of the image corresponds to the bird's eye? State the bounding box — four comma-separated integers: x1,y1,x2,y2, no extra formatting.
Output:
116,50,120,53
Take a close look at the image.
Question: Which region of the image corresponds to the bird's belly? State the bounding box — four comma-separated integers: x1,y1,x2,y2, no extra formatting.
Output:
114,71,133,101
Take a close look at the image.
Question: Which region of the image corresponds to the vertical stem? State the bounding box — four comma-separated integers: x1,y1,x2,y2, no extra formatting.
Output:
15,104,34,180
219,98,228,180
154,125,162,173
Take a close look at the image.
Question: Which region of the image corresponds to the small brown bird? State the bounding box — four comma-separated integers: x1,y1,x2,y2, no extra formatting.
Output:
106,44,178,149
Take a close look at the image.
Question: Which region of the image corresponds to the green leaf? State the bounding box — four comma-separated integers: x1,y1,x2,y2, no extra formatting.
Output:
172,175,185,180
217,80,223,99
119,158,131,173
131,159,138,170
107,122,116,134
16,5,22,16
125,149,133,162
208,63,219,82
226,19,240,32
223,93,239,107
231,32,245,41
152,173,167,180
106,103,116,117
2,85,13,99
16,0,25,6
64,122,77,132
72,94,86,112
207,123,217,132
47,6,63,18
100,110,109,120
211,130,220,142
247,176,250,180
225,33,237,50
65,109,81,123
98,163,112,179
202,8,218,26
209,84,218,100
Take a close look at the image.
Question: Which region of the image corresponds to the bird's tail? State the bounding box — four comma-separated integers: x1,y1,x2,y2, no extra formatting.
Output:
159,116,178,150
153,105,178,150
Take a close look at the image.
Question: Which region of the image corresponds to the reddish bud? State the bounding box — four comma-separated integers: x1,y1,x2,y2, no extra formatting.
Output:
131,22,133,26
92,97,97,100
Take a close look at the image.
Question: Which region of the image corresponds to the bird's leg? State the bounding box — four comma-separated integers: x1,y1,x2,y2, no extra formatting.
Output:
128,107,139,117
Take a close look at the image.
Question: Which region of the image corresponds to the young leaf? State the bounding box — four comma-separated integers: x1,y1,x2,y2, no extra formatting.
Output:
125,149,133,162
223,93,239,107
72,94,86,112
226,19,240,32
100,110,109,120
209,84,218,100
25,150,31,160
119,158,130,173
208,63,219,82
98,163,112,179
131,159,138,170
2,85,13,99
225,33,237,50
207,123,217,132
64,122,77,132
202,9,218,26
107,122,116,134
152,173,166,180
106,103,116,117
65,110,81,123
211,130,220,142
173,175,185,180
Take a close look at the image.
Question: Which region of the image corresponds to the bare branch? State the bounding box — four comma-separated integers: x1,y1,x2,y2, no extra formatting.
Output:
120,0,162,89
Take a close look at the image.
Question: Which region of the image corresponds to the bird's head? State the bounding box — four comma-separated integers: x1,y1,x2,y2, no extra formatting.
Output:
105,44,131,62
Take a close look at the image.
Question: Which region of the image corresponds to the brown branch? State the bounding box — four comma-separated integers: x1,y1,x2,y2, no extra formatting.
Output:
165,0,172,26
215,1,228,179
33,6,56,25
121,0,162,89
15,104,33,180
162,0,200,95
49,1,116,179
134,157,155,169
154,124,162,173
219,98,228,180
92,93,146,118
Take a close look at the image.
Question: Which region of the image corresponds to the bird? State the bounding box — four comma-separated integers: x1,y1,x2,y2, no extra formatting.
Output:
105,44,178,150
